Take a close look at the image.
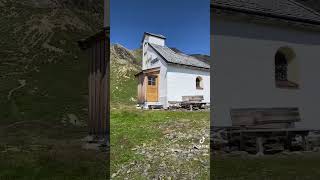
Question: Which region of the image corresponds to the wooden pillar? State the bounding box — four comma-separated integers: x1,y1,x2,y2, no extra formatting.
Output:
239,132,244,151
256,137,264,156
78,28,109,139
104,27,110,141
302,135,310,151
285,131,292,150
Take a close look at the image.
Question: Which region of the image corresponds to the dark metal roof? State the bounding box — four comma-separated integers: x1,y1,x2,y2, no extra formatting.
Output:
149,43,210,69
211,0,320,25
141,32,166,43
144,32,166,39
78,27,109,50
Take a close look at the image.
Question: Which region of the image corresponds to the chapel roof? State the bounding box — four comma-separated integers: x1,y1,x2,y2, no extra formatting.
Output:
149,43,210,69
211,0,320,25
141,32,166,43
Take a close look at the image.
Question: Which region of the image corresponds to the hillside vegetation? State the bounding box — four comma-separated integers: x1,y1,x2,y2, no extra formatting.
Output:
110,44,141,106
0,0,103,124
0,1,107,179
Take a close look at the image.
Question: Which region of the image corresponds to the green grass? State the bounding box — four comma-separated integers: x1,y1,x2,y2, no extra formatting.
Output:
213,154,320,180
110,107,210,179
0,123,107,180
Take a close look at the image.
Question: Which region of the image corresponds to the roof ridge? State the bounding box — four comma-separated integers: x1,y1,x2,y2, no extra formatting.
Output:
150,43,178,55
165,45,180,55
289,0,320,17
153,43,206,62
149,43,210,69
212,0,320,25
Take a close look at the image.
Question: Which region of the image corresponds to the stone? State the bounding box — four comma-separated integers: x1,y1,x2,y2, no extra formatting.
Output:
6,146,20,152
147,154,153,159
81,135,94,142
81,143,100,151
229,151,249,157
67,113,84,126
111,173,117,178
146,164,151,168
313,147,320,152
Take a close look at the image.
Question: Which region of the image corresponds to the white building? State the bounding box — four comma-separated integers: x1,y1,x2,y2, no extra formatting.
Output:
136,32,210,109
211,0,320,128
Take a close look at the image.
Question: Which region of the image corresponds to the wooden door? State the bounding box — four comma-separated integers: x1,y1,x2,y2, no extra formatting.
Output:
146,75,158,102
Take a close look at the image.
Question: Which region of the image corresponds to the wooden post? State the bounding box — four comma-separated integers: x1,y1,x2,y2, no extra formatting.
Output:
256,137,264,156
285,131,292,150
302,135,310,151
78,28,109,139
239,132,244,151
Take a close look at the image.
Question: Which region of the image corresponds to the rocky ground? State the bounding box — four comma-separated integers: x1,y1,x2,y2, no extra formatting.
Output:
110,108,210,179
113,128,209,179
211,127,320,155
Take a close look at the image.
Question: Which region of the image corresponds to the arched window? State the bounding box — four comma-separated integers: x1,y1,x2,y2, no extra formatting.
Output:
275,51,288,81
196,76,203,89
275,47,299,89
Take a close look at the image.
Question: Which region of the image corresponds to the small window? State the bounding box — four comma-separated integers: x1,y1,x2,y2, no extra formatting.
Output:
196,76,203,89
275,52,288,81
144,42,147,46
275,47,299,89
148,76,156,86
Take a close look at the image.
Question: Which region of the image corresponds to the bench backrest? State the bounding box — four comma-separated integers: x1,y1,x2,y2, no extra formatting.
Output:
182,95,204,102
230,107,300,128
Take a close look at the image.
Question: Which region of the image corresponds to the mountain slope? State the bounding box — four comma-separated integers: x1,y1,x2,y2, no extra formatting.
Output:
0,0,102,123
110,44,141,105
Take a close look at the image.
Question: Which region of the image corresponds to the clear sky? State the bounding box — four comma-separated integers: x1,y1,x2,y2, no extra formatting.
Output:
110,0,210,55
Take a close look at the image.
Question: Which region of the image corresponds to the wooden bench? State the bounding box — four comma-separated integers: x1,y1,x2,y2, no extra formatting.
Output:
227,108,311,155
181,95,206,110
230,107,300,129
230,128,311,155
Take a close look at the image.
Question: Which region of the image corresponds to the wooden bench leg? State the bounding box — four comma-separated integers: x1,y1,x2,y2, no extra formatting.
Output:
285,131,292,151
239,132,244,151
256,137,264,156
302,135,310,151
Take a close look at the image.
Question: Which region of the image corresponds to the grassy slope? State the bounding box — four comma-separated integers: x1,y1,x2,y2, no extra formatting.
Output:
0,1,101,124
0,1,107,179
110,47,141,106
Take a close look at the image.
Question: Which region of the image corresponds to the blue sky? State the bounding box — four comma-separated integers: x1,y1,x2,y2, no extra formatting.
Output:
110,0,210,55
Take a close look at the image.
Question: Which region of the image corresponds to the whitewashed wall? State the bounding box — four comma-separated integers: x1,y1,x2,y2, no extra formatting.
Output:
142,34,210,109
142,39,168,107
143,45,163,70
211,17,320,128
167,66,210,105
142,35,165,70
147,36,165,46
